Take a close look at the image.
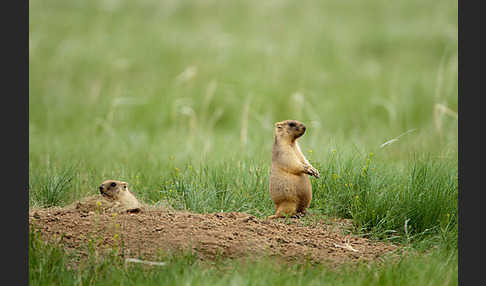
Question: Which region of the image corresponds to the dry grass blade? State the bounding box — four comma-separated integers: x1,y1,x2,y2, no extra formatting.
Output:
125,258,167,267
175,66,197,84
333,238,359,252
379,129,417,149
240,95,251,150
434,103,458,133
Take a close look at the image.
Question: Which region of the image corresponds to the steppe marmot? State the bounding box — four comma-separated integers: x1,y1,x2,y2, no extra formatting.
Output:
268,120,320,219
69,180,142,213
98,180,141,211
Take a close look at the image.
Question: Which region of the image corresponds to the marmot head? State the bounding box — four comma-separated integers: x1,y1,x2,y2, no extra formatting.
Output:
99,180,129,200
274,120,307,142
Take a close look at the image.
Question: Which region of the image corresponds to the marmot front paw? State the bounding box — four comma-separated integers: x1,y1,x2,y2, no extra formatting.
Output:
304,165,320,178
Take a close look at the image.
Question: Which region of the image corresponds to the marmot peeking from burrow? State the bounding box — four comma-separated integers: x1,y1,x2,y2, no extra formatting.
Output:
98,180,141,212
268,120,320,219
70,180,142,213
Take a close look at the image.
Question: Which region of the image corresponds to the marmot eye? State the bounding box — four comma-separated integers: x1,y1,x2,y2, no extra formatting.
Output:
288,122,296,127
110,182,117,187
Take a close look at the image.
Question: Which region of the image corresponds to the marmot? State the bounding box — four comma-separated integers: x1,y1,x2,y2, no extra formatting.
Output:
268,120,320,219
68,180,142,213
98,180,141,212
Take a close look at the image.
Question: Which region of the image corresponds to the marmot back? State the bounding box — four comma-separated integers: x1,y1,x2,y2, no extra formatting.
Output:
268,120,319,219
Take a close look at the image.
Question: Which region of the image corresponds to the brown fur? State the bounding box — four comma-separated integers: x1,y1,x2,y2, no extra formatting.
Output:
98,180,141,211
66,180,142,213
268,120,320,219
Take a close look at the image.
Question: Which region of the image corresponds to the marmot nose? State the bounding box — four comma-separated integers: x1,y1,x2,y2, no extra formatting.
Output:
99,186,104,193
302,126,306,131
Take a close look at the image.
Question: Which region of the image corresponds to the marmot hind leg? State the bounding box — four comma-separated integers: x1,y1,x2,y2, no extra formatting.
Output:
268,201,297,219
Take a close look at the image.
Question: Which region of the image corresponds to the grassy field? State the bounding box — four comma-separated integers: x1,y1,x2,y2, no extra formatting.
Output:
29,0,458,285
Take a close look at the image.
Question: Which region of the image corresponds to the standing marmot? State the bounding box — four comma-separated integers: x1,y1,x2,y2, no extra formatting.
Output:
268,120,320,219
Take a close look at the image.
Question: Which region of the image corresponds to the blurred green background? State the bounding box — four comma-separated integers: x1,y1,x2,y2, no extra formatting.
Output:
29,0,457,203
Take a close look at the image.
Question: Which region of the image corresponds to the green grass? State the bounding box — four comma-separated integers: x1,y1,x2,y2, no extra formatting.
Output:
29,0,457,284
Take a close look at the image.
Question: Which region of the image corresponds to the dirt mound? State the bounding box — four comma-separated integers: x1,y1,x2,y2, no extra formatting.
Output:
29,206,399,267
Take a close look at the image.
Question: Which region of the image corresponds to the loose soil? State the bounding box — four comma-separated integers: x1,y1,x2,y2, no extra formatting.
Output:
29,204,400,268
